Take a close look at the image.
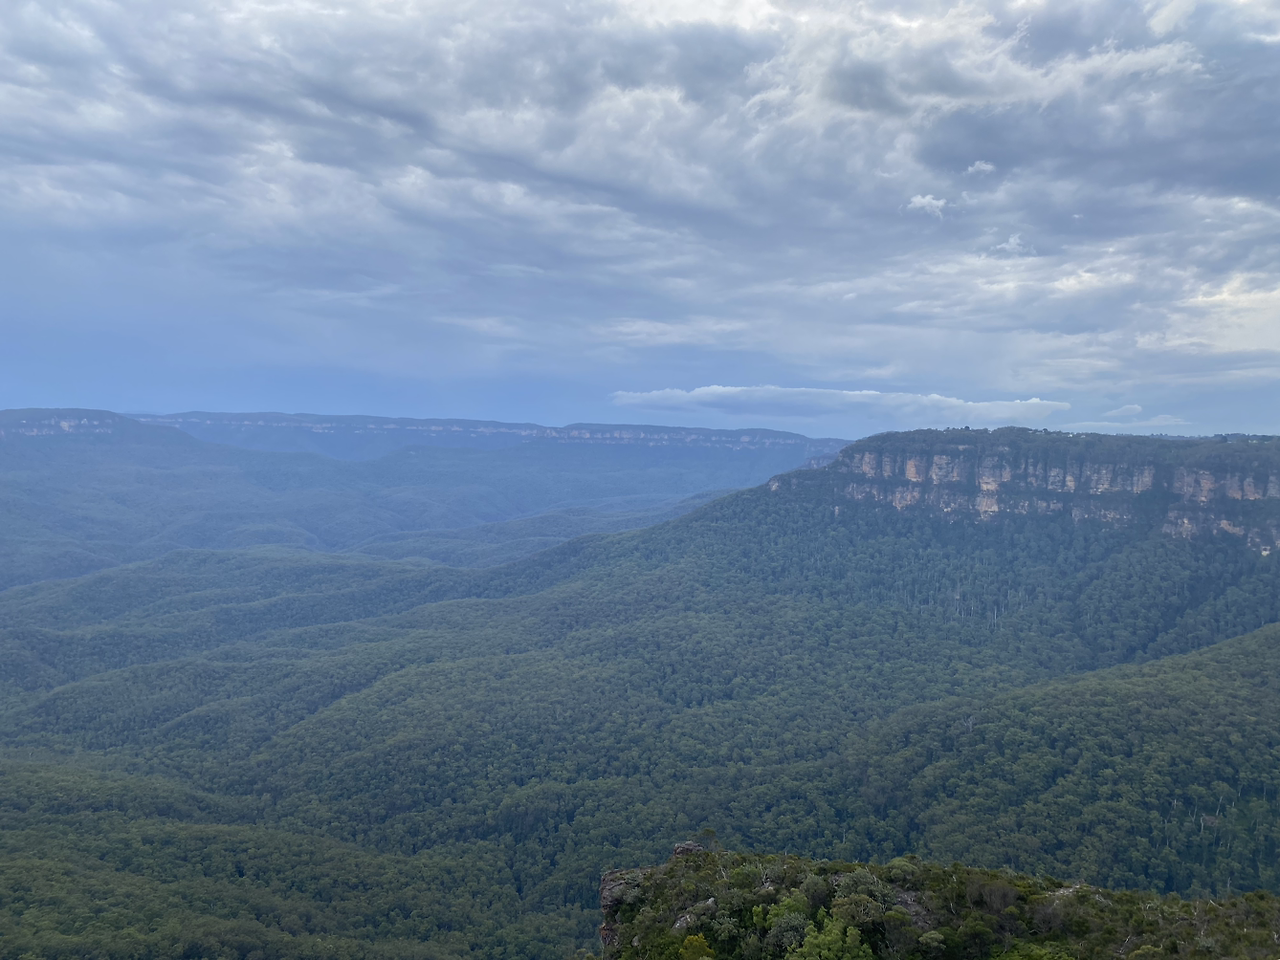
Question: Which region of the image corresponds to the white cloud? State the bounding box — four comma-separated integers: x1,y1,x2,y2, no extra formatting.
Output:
1103,404,1144,417
966,161,996,175
1160,274,1280,355
1147,0,1198,36
993,233,1035,255
599,317,752,346
612,385,1070,424
1063,414,1189,431
907,195,948,218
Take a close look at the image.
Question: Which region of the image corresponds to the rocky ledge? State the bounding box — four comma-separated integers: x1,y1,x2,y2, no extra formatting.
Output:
772,427,1280,551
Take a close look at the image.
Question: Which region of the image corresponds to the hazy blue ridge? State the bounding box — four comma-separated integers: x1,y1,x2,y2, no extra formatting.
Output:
0,408,846,590
133,411,849,461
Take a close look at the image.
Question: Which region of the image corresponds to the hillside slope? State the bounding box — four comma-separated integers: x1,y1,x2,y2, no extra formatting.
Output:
832,621,1280,896
4,623,1279,957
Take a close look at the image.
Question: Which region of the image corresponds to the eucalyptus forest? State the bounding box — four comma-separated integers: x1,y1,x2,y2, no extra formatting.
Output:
2,411,1279,959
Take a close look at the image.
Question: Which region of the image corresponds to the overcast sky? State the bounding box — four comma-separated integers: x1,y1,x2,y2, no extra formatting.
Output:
2,0,1278,437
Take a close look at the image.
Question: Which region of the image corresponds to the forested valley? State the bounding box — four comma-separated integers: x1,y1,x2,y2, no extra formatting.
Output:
2,413,1280,958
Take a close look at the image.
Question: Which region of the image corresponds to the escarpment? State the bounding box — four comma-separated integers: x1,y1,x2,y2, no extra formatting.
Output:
771,427,1280,551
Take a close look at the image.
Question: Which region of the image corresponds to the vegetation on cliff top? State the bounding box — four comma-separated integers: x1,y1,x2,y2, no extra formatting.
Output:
603,846,1280,960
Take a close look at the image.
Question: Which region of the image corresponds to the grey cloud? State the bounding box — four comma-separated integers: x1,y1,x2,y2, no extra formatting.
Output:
1,0,1278,431
823,59,908,113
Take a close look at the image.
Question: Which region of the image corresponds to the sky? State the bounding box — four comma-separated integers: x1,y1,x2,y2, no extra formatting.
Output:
2,0,1278,439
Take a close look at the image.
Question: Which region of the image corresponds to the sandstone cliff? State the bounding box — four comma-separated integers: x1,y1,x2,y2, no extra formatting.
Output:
771,427,1280,552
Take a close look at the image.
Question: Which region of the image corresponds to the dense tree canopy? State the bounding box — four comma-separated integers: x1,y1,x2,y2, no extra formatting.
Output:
603,847,1280,960
2,426,1280,957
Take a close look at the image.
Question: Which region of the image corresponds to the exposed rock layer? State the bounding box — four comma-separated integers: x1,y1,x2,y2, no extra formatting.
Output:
771,427,1280,551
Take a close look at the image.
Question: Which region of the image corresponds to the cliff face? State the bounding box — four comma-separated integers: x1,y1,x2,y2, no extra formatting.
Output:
0,411,130,440
771,427,1280,552
0,412,161,445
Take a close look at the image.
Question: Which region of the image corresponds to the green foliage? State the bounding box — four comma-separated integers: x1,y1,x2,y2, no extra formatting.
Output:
789,919,873,959
0,762,589,959
681,934,716,959
826,624,1280,895
604,849,1280,960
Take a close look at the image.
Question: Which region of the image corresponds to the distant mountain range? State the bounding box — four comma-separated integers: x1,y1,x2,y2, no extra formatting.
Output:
0,408,847,589
127,410,847,461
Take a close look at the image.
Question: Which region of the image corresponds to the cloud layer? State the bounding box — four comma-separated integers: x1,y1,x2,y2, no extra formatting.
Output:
612,385,1071,425
2,0,1278,433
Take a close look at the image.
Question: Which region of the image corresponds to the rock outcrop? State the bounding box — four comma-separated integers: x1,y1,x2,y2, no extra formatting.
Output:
599,868,651,950
0,411,127,439
770,427,1280,552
